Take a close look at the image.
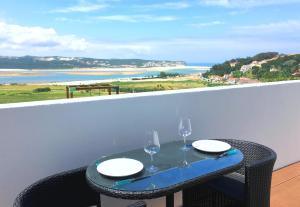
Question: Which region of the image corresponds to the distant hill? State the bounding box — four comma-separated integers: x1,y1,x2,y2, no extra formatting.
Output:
0,56,186,69
204,52,300,81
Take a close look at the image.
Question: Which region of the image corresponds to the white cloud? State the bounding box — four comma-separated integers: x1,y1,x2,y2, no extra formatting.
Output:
200,0,229,7
91,37,300,62
56,14,178,24
199,0,300,8
137,38,300,62
189,21,224,27
228,9,249,15
0,21,89,51
94,15,177,23
89,41,153,58
234,20,300,35
0,21,152,58
135,2,190,10
51,1,107,13
55,17,92,24
1,21,300,62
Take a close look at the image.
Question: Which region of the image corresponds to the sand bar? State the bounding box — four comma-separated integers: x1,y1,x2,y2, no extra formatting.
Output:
34,74,202,86
0,65,210,73
62,71,143,76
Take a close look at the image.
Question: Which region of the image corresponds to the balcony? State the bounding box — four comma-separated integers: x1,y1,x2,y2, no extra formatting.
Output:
271,162,300,207
1,80,300,207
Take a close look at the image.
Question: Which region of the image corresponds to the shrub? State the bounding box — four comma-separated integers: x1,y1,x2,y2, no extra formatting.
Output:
32,87,51,93
232,71,243,78
159,72,180,78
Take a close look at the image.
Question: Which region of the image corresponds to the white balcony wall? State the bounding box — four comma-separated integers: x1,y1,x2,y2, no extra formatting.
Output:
1,81,300,207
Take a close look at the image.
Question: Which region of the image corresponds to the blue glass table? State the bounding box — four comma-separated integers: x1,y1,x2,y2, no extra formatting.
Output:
86,141,244,207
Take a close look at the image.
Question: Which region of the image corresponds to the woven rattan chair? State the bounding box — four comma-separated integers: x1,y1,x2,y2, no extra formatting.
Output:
183,139,277,207
13,167,146,207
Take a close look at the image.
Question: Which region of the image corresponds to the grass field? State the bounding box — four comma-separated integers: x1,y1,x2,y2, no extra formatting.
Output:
0,80,223,104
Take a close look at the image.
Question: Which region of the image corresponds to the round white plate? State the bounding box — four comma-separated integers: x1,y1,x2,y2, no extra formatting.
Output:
192,140,231,153
97,158,144,177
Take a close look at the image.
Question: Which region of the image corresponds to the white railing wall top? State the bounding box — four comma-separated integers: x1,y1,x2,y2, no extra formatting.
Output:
1,80,300,207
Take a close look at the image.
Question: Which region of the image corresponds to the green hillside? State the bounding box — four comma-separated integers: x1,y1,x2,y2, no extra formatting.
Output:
204,52,300,81
0,56,186,69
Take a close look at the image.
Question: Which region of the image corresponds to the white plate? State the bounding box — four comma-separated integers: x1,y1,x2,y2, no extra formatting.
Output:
192,140,231,153
97,158,144,177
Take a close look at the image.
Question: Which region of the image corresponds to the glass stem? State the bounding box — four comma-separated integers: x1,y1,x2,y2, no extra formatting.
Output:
150,154,154,163
183,136,186,145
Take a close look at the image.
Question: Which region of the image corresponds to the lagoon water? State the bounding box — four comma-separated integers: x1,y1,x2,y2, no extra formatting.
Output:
0,68,209,84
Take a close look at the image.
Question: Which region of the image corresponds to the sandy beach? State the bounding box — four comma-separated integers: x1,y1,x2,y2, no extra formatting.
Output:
0,65,210,77
0,71,43,77
33,65,209,72
61,71,143,76
36,74,202,86
0,65,209,85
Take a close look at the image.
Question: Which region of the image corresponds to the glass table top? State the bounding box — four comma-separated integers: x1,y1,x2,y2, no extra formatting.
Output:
86,140,243,193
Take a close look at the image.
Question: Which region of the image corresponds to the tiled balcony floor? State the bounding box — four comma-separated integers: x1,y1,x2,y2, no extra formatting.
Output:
271,162,300,207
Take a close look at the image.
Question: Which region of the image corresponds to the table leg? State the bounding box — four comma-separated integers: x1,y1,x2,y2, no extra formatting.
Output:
97,194,101,207
166,194,174,207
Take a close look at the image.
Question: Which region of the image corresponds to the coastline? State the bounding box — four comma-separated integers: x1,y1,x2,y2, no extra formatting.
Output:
37,74,202,86
0,65,210,85
0,65,209,73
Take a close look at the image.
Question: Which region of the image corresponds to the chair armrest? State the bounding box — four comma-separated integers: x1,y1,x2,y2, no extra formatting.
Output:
245,148,277,169
245,156,276,207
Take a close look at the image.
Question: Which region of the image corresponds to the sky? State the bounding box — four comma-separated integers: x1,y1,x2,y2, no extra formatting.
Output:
0,0,300,63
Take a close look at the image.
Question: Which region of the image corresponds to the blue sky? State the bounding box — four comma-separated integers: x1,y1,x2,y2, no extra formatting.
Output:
1,0,300,62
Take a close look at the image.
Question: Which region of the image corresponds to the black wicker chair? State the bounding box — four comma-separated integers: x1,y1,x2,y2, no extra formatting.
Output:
183,139,277,207
13,167,146,207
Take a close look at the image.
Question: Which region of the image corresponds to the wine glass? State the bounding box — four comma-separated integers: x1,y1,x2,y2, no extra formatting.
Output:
178,118,192,151
144,130,160,173
182,150,190,168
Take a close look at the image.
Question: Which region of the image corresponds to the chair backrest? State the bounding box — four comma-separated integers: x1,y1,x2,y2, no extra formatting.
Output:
220,139,277,175
13,167,100,207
